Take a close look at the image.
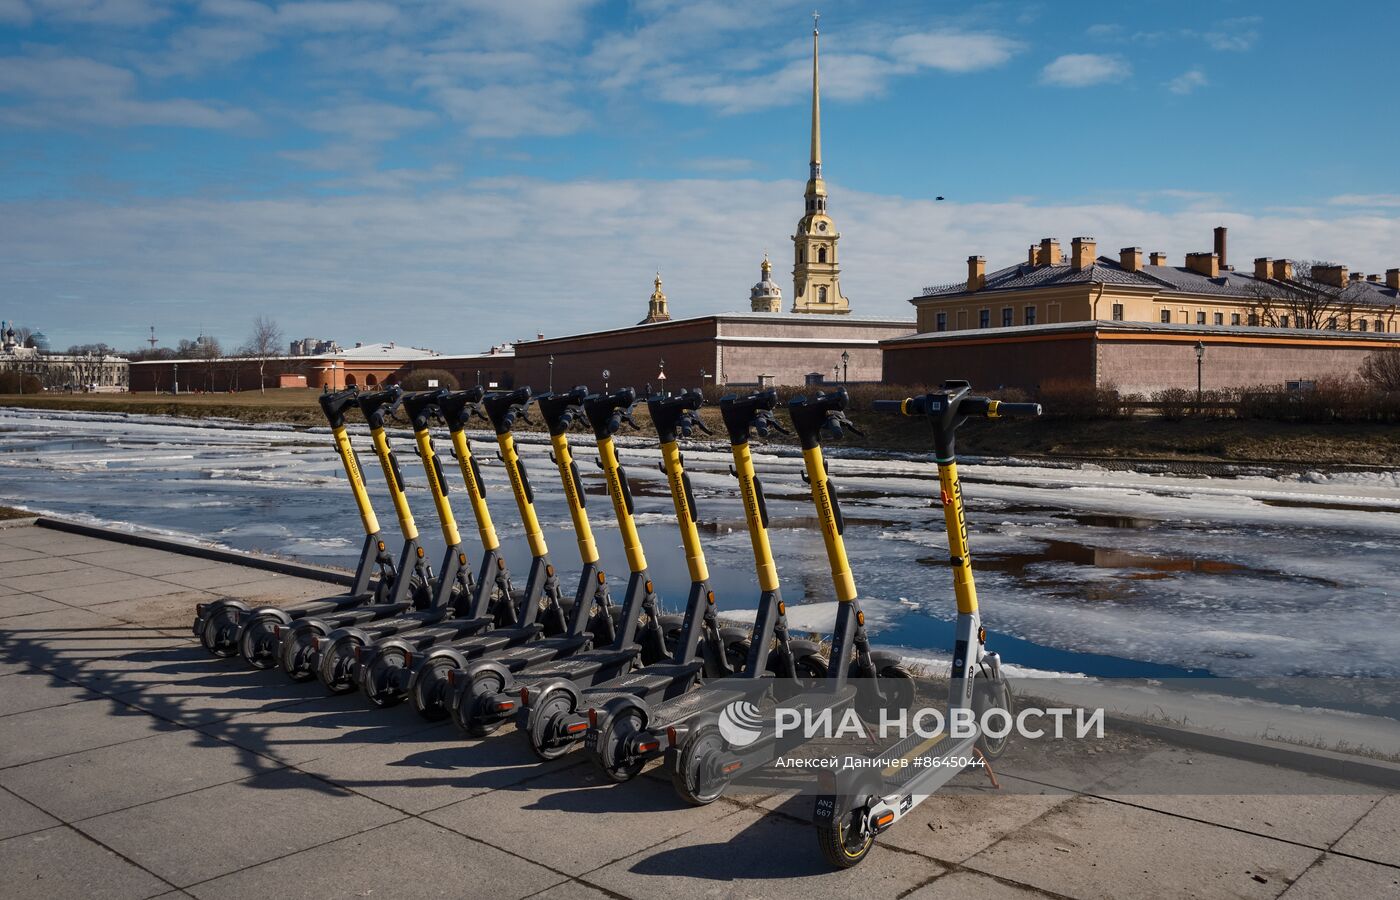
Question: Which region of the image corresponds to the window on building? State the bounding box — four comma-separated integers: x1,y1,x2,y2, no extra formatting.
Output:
1359,319,1369,332
1196,311,1206,325
1248,313,1259,326
1179,310,1189,323
1112,303,1125,321
1327,317,1337,329
1213,312,1224,325
1376,320,1385,333
1025,306,1037,325
1231,313,1241,325
1001,307,1013,327
818,285,828,303
979,309,991,328
935,312,947,332
1160,309,1171,324
818,247,827,263
1279,315,1290,328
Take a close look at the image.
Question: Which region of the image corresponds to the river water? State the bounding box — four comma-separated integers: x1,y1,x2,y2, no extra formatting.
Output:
2,407,1397,680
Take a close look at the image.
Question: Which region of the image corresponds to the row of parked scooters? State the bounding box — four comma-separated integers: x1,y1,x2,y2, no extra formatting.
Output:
192,381,1040,867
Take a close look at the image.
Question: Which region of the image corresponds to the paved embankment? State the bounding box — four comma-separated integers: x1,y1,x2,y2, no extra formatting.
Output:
0,522,1396,899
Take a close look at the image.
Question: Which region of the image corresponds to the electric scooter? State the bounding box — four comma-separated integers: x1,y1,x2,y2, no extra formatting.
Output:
451,387,673,754
663,387,915,805
357,386,606,710
812,382,1038,867
414,386,622,729
516,388,752,771
190,386,406,660
274,386,442,681
583,388,827,787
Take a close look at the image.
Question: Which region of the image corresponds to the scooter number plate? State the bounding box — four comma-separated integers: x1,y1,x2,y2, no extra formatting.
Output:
583,729,600,752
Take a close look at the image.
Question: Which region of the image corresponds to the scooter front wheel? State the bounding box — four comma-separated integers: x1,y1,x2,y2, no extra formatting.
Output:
973,671,1014,760
589,708,647,783
671,724,728,806
816,804,874,869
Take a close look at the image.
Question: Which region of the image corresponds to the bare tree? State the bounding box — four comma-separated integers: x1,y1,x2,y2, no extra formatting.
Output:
1360,350,1400,392
246,316,283,394
1246,260,1365,330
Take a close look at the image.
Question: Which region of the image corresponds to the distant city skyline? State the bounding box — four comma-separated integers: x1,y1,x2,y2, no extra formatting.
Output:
2,0,1398,350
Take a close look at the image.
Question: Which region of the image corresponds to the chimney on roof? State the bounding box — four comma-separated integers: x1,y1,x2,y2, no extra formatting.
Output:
1388,269,1400,289
967,255,986,292
1028,244,1039,266
1070,237,1095,272
537,332,544,340
1312,264,1347,287
1186,252,1220,278
1254,257,1272,279
1213,226,1228,270
1349,272,1364,282
1120,247,1143,273
355,341,363,348
1366,273,1380,282
1272,259,1293,281
1039,237,1062,266
1150,251,1168,266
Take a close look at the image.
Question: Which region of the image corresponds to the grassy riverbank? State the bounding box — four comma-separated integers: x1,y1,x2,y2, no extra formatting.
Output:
4,390,1397,468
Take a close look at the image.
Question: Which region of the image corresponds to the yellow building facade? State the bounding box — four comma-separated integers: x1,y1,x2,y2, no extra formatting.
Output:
914,232,1399,336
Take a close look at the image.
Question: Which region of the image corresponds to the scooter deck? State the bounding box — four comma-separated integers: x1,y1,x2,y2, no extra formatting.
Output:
484,634,593,673
273,592,376,619
354,605,459,638
301,601,414,630
576,659,706,709
368,613,494,645
645,675,775,730
515,646,642,688
444,622,546,659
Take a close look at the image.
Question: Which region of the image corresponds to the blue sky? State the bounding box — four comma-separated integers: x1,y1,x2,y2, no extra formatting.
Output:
3,0,1398,353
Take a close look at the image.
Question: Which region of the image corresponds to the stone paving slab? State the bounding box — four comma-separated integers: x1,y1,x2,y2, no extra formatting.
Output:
0,825,170,900
0,525,1397,900
0,727,286,822
78,768,405,888
964,795,1321,900
0,786,60,841
184,816,564,900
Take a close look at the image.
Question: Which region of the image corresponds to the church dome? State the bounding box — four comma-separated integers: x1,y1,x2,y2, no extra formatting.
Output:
750,255,783,313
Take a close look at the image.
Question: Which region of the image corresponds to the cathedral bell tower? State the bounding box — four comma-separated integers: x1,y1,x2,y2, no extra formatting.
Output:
640,272,671,324
791,13,850,315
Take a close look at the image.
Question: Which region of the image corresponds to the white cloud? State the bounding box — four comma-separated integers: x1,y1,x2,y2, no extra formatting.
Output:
30,0,170,26
0,55,255,129
1328,194,1400,208
887,30,1023,73
1039,53,1130,87
9,178,1400,351
0,0,32,25
1166,68,1207,95
1205,17,1260,52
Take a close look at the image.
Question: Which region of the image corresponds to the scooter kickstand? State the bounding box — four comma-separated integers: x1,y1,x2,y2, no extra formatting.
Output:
973,747,1000,789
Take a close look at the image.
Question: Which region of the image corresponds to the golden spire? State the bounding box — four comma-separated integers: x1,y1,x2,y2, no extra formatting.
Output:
810,10,821,179
761,252,772,277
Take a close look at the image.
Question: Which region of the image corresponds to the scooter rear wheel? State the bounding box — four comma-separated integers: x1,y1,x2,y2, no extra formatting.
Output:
816,804,874,869
317,636,360,694
280,627,321,682
528,693,575,761
454,670,506,738
359,647,409,708
671,724,728,806
973,671,1014,760
590,708,647,783
237,614,282,669
200,608,239,658
410,658,455,721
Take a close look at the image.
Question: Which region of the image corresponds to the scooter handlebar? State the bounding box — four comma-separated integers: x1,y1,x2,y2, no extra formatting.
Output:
318,386,361,429
481,387,535,435
719,389,786,444
536,386,590,436
402,389,450,431
788,387,862,450
357,384,404,428
436,387,486,432
647,388,709,443
874,395,1043,419
582,387,638,440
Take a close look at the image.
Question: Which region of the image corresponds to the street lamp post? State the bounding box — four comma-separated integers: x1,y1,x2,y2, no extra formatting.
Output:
548,355,555,392
841,349,850,385
173,362,179,396
1195,341,1205,408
